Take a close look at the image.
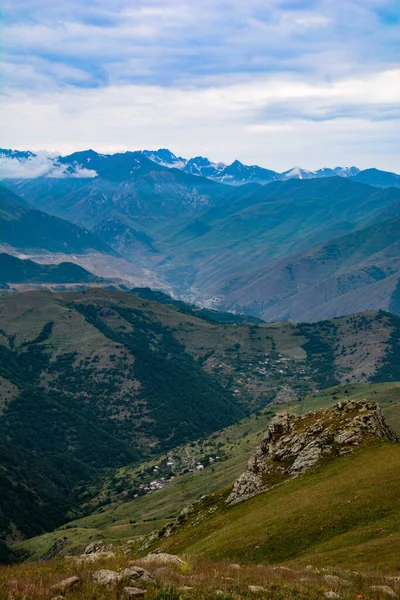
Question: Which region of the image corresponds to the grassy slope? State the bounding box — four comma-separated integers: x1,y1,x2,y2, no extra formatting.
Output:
18,382,400,562
155,441,400,572
17,409,274,559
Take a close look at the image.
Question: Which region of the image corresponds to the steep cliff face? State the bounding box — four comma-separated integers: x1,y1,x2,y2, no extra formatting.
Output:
227,399,398,504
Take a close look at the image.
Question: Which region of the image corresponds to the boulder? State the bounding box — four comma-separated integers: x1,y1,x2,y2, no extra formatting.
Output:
92,569,121,587
324,592,341,599
123,587,146,598
370,586,397,597
120,567,154,584
50,576,81,592
73,551,116,564
141,553,186,566
249,585,267,592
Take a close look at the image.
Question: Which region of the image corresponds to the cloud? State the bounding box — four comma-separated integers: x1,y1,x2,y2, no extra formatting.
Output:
0,153,98,179
1,0,400,169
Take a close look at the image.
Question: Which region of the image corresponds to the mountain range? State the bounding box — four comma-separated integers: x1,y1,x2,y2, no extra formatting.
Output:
3,146,400,187
2,147,400,323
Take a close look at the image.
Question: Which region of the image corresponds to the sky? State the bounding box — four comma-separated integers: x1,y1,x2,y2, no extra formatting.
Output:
1,0,400,171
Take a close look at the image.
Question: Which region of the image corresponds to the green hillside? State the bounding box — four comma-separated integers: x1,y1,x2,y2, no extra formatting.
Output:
152,440,400,572
0,184,113,255
17,381,400,561
0,253,104,285
1,288,399,549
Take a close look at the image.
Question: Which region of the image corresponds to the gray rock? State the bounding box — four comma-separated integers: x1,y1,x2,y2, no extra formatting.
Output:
40,537,68,561
324,592,341,599
50,576,81,592
227,400,398,504
92,569,121,587
84,540,109,554
249,585,267,592
120,567,155,584
141,553,186,566
370,586,397,597
123,587,146,597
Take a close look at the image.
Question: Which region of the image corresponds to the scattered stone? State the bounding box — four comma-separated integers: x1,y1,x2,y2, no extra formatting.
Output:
323,575,341,584
249,585,267,593
92,566,155,588
229,564,241,570
50,596,66,600
73,551,116,564
120,567,155,585
123,587,146,598
50,576,81,592
92,569,121,587
141,553,186,566
227,400,398,504
371,586,397,597
324,592,341,599
215,591,225,595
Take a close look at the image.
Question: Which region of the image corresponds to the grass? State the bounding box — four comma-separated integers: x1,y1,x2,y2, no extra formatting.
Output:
2,551,400,600
17,381,400,562
153,441,400,572
285,382,400,433
17,410,275,559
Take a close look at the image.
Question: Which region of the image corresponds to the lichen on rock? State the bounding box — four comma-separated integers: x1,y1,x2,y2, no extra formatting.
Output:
227,399,398,505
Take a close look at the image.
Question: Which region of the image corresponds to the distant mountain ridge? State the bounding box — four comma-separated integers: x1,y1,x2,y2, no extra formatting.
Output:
2,146,399,188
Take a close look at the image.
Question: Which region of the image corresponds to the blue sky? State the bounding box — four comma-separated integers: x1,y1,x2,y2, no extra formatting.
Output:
1,0,400,170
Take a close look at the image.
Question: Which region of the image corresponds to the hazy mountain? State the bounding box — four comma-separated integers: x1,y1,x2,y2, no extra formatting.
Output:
282,166,360,180
142,148,187,168
5,151,229,231
351,167,400,188
0,184,113,255
214,160,282,185
157,178,400,298
0,148,36,160
220,214,400,322
183,156,226,178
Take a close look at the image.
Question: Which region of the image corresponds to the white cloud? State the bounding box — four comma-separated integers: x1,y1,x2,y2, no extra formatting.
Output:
2,0,400,170
0,153,98,179
1,69,400,171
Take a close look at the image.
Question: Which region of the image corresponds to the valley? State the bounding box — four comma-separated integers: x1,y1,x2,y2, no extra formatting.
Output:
2,151,400,323
3,1,400,597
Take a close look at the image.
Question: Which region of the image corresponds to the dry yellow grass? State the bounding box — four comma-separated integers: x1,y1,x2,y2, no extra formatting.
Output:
1,554,399,600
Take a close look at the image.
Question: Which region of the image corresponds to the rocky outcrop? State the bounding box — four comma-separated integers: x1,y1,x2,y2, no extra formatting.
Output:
227,399,398,504
40,537,68,561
